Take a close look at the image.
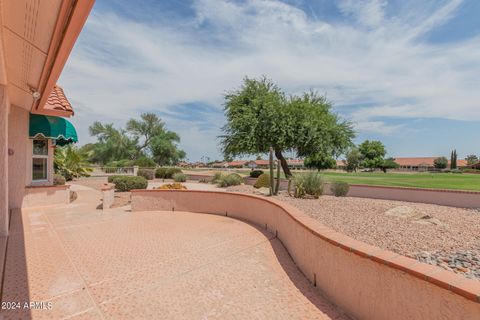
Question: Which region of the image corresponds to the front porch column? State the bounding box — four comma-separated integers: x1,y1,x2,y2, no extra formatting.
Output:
0,85,8,236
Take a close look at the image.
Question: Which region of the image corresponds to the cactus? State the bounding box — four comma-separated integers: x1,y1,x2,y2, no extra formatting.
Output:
269,147,274,196
274,160,281,195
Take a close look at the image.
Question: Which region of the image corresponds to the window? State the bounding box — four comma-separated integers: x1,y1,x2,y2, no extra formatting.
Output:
32,139,48,181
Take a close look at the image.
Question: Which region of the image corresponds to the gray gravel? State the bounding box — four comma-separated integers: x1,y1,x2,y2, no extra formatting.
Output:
227,185,480,280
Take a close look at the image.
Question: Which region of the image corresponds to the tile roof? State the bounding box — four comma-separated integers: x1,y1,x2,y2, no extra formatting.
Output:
43,85,74,115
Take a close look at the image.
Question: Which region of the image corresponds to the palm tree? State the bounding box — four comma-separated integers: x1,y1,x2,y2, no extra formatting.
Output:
54,145,92,181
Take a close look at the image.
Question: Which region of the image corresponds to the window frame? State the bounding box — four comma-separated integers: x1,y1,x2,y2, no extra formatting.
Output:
32,139,49,182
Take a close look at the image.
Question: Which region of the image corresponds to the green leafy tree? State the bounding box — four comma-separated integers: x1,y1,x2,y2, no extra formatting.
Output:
88,113,185,166
344,147,361,172
304,154,337,171
466,154,478,165
434,157,448,169
220,77,355,177
127,113,185,165
358,140,386,170
380,158,399,173
89,122,138,164
54,145,93,181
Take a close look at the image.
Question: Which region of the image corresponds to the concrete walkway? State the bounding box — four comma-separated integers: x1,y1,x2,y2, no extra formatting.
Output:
0,185,348,319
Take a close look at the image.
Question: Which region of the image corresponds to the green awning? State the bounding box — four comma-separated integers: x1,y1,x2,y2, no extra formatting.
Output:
29,114,78,146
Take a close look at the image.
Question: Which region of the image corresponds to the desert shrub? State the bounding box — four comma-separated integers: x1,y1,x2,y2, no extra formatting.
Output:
212,172,223,183
173,172,187,182
249,170,264,178
53,174,66,185
157,183,187,190
217,173,243,187
137,169,155,180
165,167,182,179
198,178,209,183
293,172,324,198
155,167,168,178
330,181,349,197
112,176,148,191
108,175,122,183
254,173,271,189
462,169,480,174
134,157,157,168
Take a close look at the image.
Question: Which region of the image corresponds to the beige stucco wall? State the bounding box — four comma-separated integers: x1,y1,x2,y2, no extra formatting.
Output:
0,85,8,236
131,190,480,320
7,105,29,210
22,185,70,208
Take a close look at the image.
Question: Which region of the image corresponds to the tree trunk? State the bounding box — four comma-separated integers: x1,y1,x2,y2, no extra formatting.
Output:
274,149,292,177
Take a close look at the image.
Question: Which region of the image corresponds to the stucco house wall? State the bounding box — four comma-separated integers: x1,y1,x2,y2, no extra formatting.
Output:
7,105,29,209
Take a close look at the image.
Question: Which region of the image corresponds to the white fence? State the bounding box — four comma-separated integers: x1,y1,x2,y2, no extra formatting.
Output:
89,166,138,177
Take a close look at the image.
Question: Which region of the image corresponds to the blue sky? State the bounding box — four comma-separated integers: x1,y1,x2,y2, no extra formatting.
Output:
60,0,480,161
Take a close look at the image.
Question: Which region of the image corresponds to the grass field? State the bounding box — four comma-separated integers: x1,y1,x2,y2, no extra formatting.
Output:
318,172,480,191
186,168,480,191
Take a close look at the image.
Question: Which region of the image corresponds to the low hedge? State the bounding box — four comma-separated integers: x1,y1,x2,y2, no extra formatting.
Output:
155,167,183,179
112,176,148,191
137,169,155,180
249,170,264,178
108,175,122,183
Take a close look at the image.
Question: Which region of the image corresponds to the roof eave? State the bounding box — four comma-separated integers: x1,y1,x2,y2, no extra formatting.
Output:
33,0,95,116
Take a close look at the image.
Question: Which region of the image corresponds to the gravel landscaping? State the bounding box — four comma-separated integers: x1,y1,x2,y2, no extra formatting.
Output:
226,185,480,280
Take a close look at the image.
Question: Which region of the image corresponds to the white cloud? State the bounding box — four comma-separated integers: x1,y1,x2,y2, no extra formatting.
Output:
60,0,480,160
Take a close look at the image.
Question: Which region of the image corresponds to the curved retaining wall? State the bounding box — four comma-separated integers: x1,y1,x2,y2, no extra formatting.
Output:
131,189,480,320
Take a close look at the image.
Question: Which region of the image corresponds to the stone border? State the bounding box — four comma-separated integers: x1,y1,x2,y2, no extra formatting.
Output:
131,189,480,319
23,184,71,208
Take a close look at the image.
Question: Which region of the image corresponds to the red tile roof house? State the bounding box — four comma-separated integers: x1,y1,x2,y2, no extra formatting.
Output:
0,1,95,235
394,157,468,171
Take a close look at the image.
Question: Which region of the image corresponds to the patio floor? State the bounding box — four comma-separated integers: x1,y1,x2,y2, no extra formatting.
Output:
0,184,348,319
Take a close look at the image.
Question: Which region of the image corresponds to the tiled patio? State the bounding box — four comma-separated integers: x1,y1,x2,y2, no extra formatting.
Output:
0,185,347,319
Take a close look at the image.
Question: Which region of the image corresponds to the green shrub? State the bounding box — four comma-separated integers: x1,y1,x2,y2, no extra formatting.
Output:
173,172,187,182
249,170,264,178
135,157,157,168
155,167,168,179
294,173,324,198
108,175,122,183
451,169,463,174
330,181,349,197
165,167,182,179
137,169,155,180
53,174,66,185
112,176,148,192
212,172,223,183
217,173,243,187
254,173,271,189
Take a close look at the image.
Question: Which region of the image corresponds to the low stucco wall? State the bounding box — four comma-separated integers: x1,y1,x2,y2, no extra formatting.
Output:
22,185,70,208
242,177,480,208
131,190,480,320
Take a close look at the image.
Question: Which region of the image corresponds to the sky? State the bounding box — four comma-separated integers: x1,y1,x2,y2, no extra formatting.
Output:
60,0,480,162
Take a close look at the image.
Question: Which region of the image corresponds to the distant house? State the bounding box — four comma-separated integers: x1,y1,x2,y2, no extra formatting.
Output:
211,162,228,168
394,157,468,171
470,162,480,170
226,160,248,168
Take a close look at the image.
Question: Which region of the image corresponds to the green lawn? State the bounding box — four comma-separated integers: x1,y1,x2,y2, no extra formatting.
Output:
186,168,480,191
320,172,480,191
